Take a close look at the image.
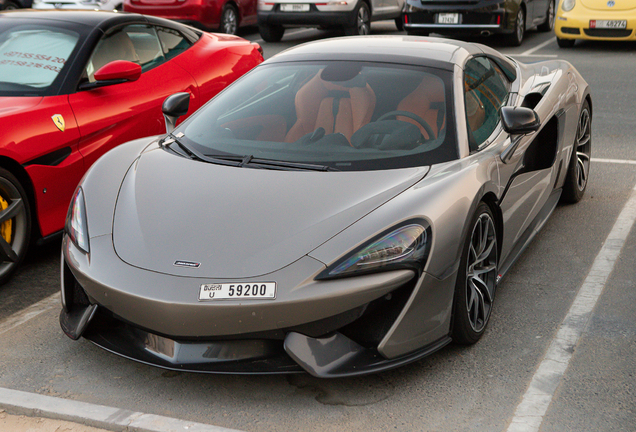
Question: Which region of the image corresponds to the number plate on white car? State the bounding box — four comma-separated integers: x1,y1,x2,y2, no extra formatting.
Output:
590,20,627,29
198,282,276,301
280,3,310,12
437,13,459,24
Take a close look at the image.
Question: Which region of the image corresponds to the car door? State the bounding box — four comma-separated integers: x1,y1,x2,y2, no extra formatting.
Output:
68,23,200,169
463,56,557,265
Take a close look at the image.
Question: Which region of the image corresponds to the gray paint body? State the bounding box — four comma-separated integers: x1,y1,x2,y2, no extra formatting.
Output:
62,36,590,371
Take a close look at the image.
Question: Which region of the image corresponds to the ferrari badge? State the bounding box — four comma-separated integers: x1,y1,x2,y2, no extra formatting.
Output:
51,114,65,132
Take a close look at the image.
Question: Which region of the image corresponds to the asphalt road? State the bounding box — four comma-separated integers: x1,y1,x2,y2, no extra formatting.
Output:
0,23,634,432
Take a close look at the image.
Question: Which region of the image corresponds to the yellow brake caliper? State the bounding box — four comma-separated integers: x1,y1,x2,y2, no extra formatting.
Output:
0,195,12,244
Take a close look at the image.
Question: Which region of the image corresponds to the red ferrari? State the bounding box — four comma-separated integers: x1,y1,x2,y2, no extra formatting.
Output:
0,10,263,283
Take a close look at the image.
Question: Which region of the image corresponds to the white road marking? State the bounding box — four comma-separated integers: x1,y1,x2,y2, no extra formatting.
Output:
592,158,636,165
519,37,555,56
0,293,60,337
507,182,636,432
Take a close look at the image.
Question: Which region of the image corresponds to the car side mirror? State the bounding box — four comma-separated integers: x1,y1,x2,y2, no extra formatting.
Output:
79,60,142,91
500,106,540,135
499,107,541,164
162,92,190,133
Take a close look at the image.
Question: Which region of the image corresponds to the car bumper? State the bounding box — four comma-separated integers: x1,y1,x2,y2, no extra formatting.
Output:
555,11,636,41
403,0,511,35
61,234,454,376
258,8,355,27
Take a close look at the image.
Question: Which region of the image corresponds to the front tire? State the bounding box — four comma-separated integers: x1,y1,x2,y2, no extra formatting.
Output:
538,0,555,32
504,7,525,46
1,2,19,9
452,202,498,345
561,100,591,204
345,1,371,36
259,24,285,42
557,37,576,48
0,168,31,285
219,4,239,35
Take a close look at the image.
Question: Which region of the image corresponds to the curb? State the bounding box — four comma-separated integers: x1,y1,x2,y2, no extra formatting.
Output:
0,387,244,432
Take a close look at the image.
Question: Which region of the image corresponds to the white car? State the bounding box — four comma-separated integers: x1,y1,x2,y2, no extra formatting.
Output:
32,0,123,11
257,0,405,42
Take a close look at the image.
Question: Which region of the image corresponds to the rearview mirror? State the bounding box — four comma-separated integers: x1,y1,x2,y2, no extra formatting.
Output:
500,106,540,135
94,60,142,83
162,92,190,133
79,60,142,91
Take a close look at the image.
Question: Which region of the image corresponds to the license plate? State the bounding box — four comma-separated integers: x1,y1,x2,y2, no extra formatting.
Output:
280,3,309,12
437,13,459,24
198,282,276,301
589,19,627,29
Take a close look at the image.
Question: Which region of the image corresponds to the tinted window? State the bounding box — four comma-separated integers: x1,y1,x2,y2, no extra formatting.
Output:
86,25,165,82
0,25,79,95
464,57,510,148
177,61,458,171
157,27,191,60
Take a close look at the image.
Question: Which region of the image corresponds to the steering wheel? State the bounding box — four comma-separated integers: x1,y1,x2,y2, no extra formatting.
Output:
377,110,435,140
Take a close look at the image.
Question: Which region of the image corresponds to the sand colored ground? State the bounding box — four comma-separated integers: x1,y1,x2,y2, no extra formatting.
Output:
0,409,111,432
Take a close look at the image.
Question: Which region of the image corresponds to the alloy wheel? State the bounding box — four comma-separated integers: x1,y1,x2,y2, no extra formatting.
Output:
575,108,592,191
465,213,498,333
221,7,238,35
516,9,525,43
357,5,370,35
0,172,30,283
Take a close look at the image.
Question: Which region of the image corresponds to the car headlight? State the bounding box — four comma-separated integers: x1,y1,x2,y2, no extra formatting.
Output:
561,0,575,11
66,187,90,254
317,221,431,280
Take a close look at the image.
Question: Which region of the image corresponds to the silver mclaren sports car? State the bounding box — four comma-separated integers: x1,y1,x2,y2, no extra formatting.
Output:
61,36,591,377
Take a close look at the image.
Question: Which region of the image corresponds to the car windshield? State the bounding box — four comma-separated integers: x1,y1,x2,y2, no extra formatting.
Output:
177,61,458,171
0,22,80,96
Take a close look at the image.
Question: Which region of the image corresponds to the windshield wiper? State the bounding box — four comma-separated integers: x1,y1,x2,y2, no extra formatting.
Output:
204,154,339,172
161,135,243,167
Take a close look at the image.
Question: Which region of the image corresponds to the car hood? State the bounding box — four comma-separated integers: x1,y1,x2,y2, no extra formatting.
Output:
112,147,429,278
0,96,43,116
580,0,635,10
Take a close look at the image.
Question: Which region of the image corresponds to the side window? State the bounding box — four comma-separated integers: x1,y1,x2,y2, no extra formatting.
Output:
464,57,510,149
85,25,165,83
156,27,192,61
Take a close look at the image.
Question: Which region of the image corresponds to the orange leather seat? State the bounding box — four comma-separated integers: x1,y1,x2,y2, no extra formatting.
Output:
285,72,376,143
396,76,446,140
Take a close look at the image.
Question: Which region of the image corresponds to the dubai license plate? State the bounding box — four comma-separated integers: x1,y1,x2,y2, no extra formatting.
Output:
589,20,627,29
198,282,276,301
280,3,310,12
437,13,459,24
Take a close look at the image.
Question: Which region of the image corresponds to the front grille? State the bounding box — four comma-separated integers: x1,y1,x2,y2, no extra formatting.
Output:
584,28,632,37
561,27,580,34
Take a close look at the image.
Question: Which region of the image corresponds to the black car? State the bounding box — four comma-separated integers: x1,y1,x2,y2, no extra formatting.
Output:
402,0,556,46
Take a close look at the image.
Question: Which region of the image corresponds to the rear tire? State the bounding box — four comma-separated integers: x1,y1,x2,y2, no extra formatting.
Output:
452,202,498,345
344,1,371,36
2,1,19,9
0,168,31,286
395,16,404,31
504,7,525,46
537,0,555,32
557,37,576,48
258,24,285,42
219,4,239,35
561,100,591,204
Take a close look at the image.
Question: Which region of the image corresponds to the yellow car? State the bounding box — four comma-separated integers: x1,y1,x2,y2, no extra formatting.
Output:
555,0,636,47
